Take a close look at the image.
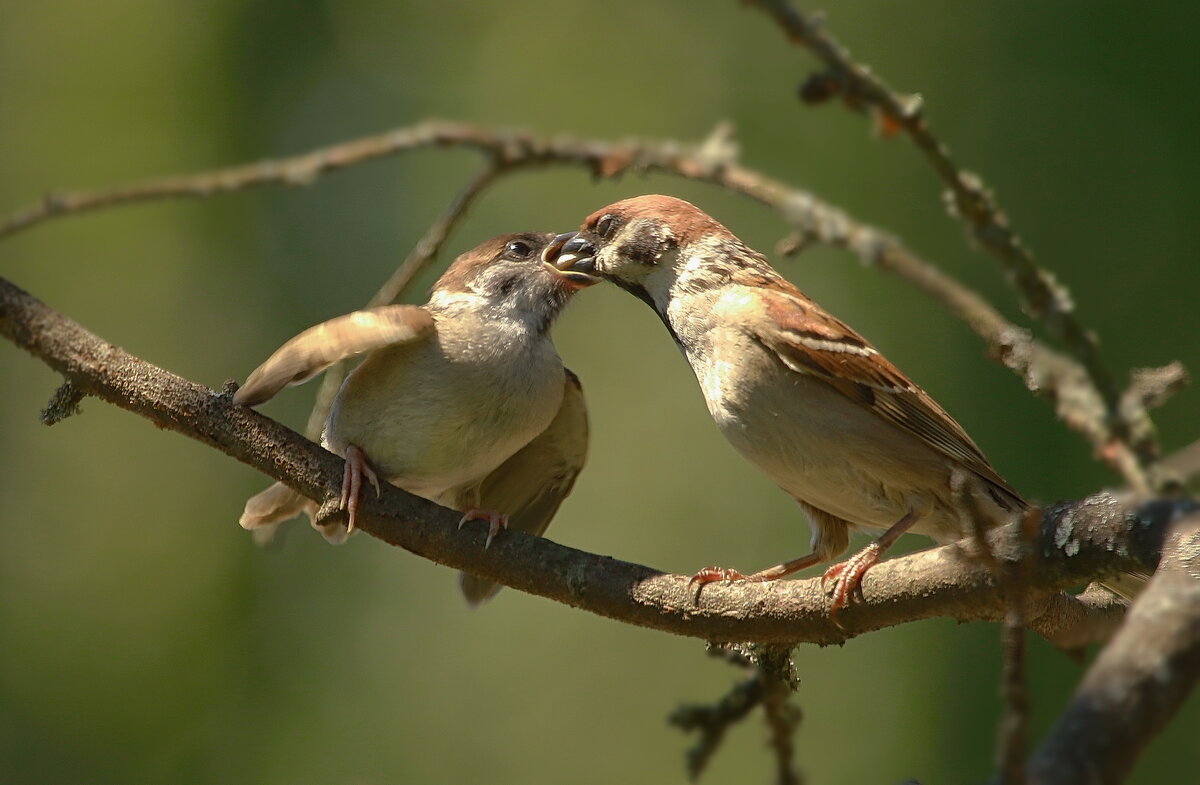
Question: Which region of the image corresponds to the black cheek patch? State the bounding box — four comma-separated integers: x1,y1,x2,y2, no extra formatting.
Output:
493,271,520,298
620,233,665,265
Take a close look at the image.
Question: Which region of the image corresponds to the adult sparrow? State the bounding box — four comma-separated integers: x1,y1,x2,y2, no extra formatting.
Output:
548,195,1026,615
236,232,598,604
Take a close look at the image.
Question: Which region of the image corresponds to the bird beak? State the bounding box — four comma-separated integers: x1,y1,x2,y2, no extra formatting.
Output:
543,232,600,287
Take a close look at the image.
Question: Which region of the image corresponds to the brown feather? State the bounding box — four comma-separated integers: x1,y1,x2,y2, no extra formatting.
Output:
752,285,1024,506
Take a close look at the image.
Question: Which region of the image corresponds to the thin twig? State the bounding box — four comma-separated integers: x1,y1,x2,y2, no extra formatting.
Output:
996,512,1036,785
0,273,1177,645
670,645,803,784
958,478,1032,785
0,122,496,239
745,0,1159,489
670,660,763,780
758,647,804,785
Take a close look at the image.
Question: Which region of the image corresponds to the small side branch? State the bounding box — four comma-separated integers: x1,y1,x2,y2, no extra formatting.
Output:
671,650,764,781
670,645,802,784
758,647,804,785
997,607,1030,785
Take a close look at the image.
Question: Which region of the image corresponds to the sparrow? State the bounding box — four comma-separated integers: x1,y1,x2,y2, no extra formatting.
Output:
235,232,598,604
548,194,1027,615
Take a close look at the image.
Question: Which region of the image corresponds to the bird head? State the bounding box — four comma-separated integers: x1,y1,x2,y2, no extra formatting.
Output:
545,195,736,311
432,232,600,330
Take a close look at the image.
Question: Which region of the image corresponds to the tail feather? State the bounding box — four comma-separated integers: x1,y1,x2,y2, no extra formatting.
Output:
458,572,504,606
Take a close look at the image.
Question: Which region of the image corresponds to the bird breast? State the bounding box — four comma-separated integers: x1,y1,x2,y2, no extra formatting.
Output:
673,289,962,538
322,318,565,502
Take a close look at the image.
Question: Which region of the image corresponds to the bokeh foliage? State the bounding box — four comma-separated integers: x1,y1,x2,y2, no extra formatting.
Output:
1,1,1197,782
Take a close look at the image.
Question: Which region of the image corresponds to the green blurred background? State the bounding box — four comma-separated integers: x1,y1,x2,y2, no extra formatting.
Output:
1,1,1196,782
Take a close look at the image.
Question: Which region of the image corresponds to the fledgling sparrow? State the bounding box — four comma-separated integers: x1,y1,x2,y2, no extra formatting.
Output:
548,195,1027,615
236,232,598,604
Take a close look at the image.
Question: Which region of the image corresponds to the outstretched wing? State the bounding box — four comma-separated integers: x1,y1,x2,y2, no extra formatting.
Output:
459,370,590,605
234,305,435,406
752,285,1024,508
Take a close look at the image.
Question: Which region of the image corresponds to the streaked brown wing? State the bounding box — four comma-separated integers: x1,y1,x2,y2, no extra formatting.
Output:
234,305,435,406
754,286,1023,504
459,369,589,605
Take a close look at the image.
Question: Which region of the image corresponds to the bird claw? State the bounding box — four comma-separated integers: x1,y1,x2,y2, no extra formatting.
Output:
688,566,749,588
822,542,884,623
459,509,509,549
339,444,380,535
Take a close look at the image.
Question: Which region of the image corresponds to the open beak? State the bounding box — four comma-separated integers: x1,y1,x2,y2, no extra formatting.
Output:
542,232,600,287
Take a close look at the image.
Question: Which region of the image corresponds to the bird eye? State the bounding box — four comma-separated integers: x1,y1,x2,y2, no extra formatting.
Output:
504,240,533,259
594,214,619,240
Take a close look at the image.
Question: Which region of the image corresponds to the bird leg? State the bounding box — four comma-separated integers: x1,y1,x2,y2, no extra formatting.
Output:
690,552,825,587
690,505,849,588
339,443,381,534
458,509,510,549
822,509,920,619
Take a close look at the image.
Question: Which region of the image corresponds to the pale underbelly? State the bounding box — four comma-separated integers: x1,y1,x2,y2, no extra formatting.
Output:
707,370,966,541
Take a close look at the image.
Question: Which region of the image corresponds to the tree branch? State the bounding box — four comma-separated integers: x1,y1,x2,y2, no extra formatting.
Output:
1,273,1184,647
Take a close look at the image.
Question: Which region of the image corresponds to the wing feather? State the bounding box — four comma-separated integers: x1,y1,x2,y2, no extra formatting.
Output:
753,286,1023,506
234,305,435,406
